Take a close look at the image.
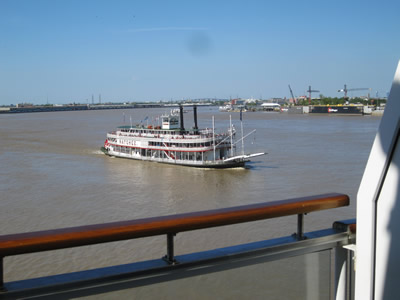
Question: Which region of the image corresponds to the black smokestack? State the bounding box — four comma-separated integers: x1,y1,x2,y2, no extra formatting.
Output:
179,105,185,132
193,105,198,131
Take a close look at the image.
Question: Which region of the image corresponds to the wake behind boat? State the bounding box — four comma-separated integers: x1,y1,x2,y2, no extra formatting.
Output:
101,106,266,168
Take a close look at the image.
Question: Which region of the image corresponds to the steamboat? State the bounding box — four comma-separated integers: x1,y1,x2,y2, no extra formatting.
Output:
101,106,266,168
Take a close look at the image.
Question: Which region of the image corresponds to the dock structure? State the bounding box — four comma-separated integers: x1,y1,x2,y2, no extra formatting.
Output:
0,103,215,114
0,103,167,114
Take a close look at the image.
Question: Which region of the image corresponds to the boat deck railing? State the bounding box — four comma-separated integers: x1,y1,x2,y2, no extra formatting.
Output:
0,193,355,299
108,129,229,140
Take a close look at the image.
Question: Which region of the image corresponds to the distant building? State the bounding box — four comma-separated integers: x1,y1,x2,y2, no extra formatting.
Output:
244,98,258,104
231,98,245,105
264,98,287,105
261,102,281,111
16,103,34,108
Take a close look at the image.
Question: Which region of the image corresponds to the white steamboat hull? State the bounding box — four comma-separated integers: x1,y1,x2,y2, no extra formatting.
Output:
102,147,248,169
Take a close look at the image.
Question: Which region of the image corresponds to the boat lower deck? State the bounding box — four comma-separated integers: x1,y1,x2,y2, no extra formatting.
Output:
102,147,247,168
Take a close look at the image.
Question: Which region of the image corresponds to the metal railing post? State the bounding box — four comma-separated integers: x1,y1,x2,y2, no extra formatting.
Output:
297,213,304,240
333,219,356,300
335,244,355,300
335,245,348,300
164,233,177,265
0,257,5,292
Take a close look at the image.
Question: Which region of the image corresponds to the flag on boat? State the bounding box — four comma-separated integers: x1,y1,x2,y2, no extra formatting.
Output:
240,108,243,121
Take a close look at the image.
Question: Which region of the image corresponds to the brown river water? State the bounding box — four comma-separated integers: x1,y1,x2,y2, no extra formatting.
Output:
0,107,381,299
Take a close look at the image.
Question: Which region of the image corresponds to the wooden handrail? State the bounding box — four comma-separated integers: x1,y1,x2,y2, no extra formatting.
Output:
0,193,349,258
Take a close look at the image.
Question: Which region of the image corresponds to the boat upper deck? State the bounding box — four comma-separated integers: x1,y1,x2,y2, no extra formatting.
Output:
110,125,230,141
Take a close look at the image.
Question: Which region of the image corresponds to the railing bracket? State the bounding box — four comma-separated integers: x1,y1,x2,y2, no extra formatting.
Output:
162,255,179,265
292,213,307,240
163,233,179,265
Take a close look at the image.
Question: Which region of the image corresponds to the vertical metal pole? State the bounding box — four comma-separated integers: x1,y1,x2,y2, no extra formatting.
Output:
348,250,355,299
240,111,244,156
297,213,304,240
193,105,198,131
230,115,233,157
0,257,4,292
212,116,216,161
335,247,348,300
164,233,177,265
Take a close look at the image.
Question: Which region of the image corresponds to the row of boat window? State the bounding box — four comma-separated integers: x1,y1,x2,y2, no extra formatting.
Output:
113,146,205,161
110,137,229,149
148,141,213,148
118,129,219,138
121,129,185,135
118,146,131,154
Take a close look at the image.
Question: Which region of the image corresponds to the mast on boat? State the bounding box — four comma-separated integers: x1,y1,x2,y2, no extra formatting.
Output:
240,108,244,156
230,115,233,157
212,116,216,162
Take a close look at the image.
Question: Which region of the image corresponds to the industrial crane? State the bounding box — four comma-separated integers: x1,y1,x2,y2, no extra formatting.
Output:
288,85,296,104
338,84,370,100
307,85,319,105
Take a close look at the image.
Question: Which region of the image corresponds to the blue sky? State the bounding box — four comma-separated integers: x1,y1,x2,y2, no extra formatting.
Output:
1,0,399,105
